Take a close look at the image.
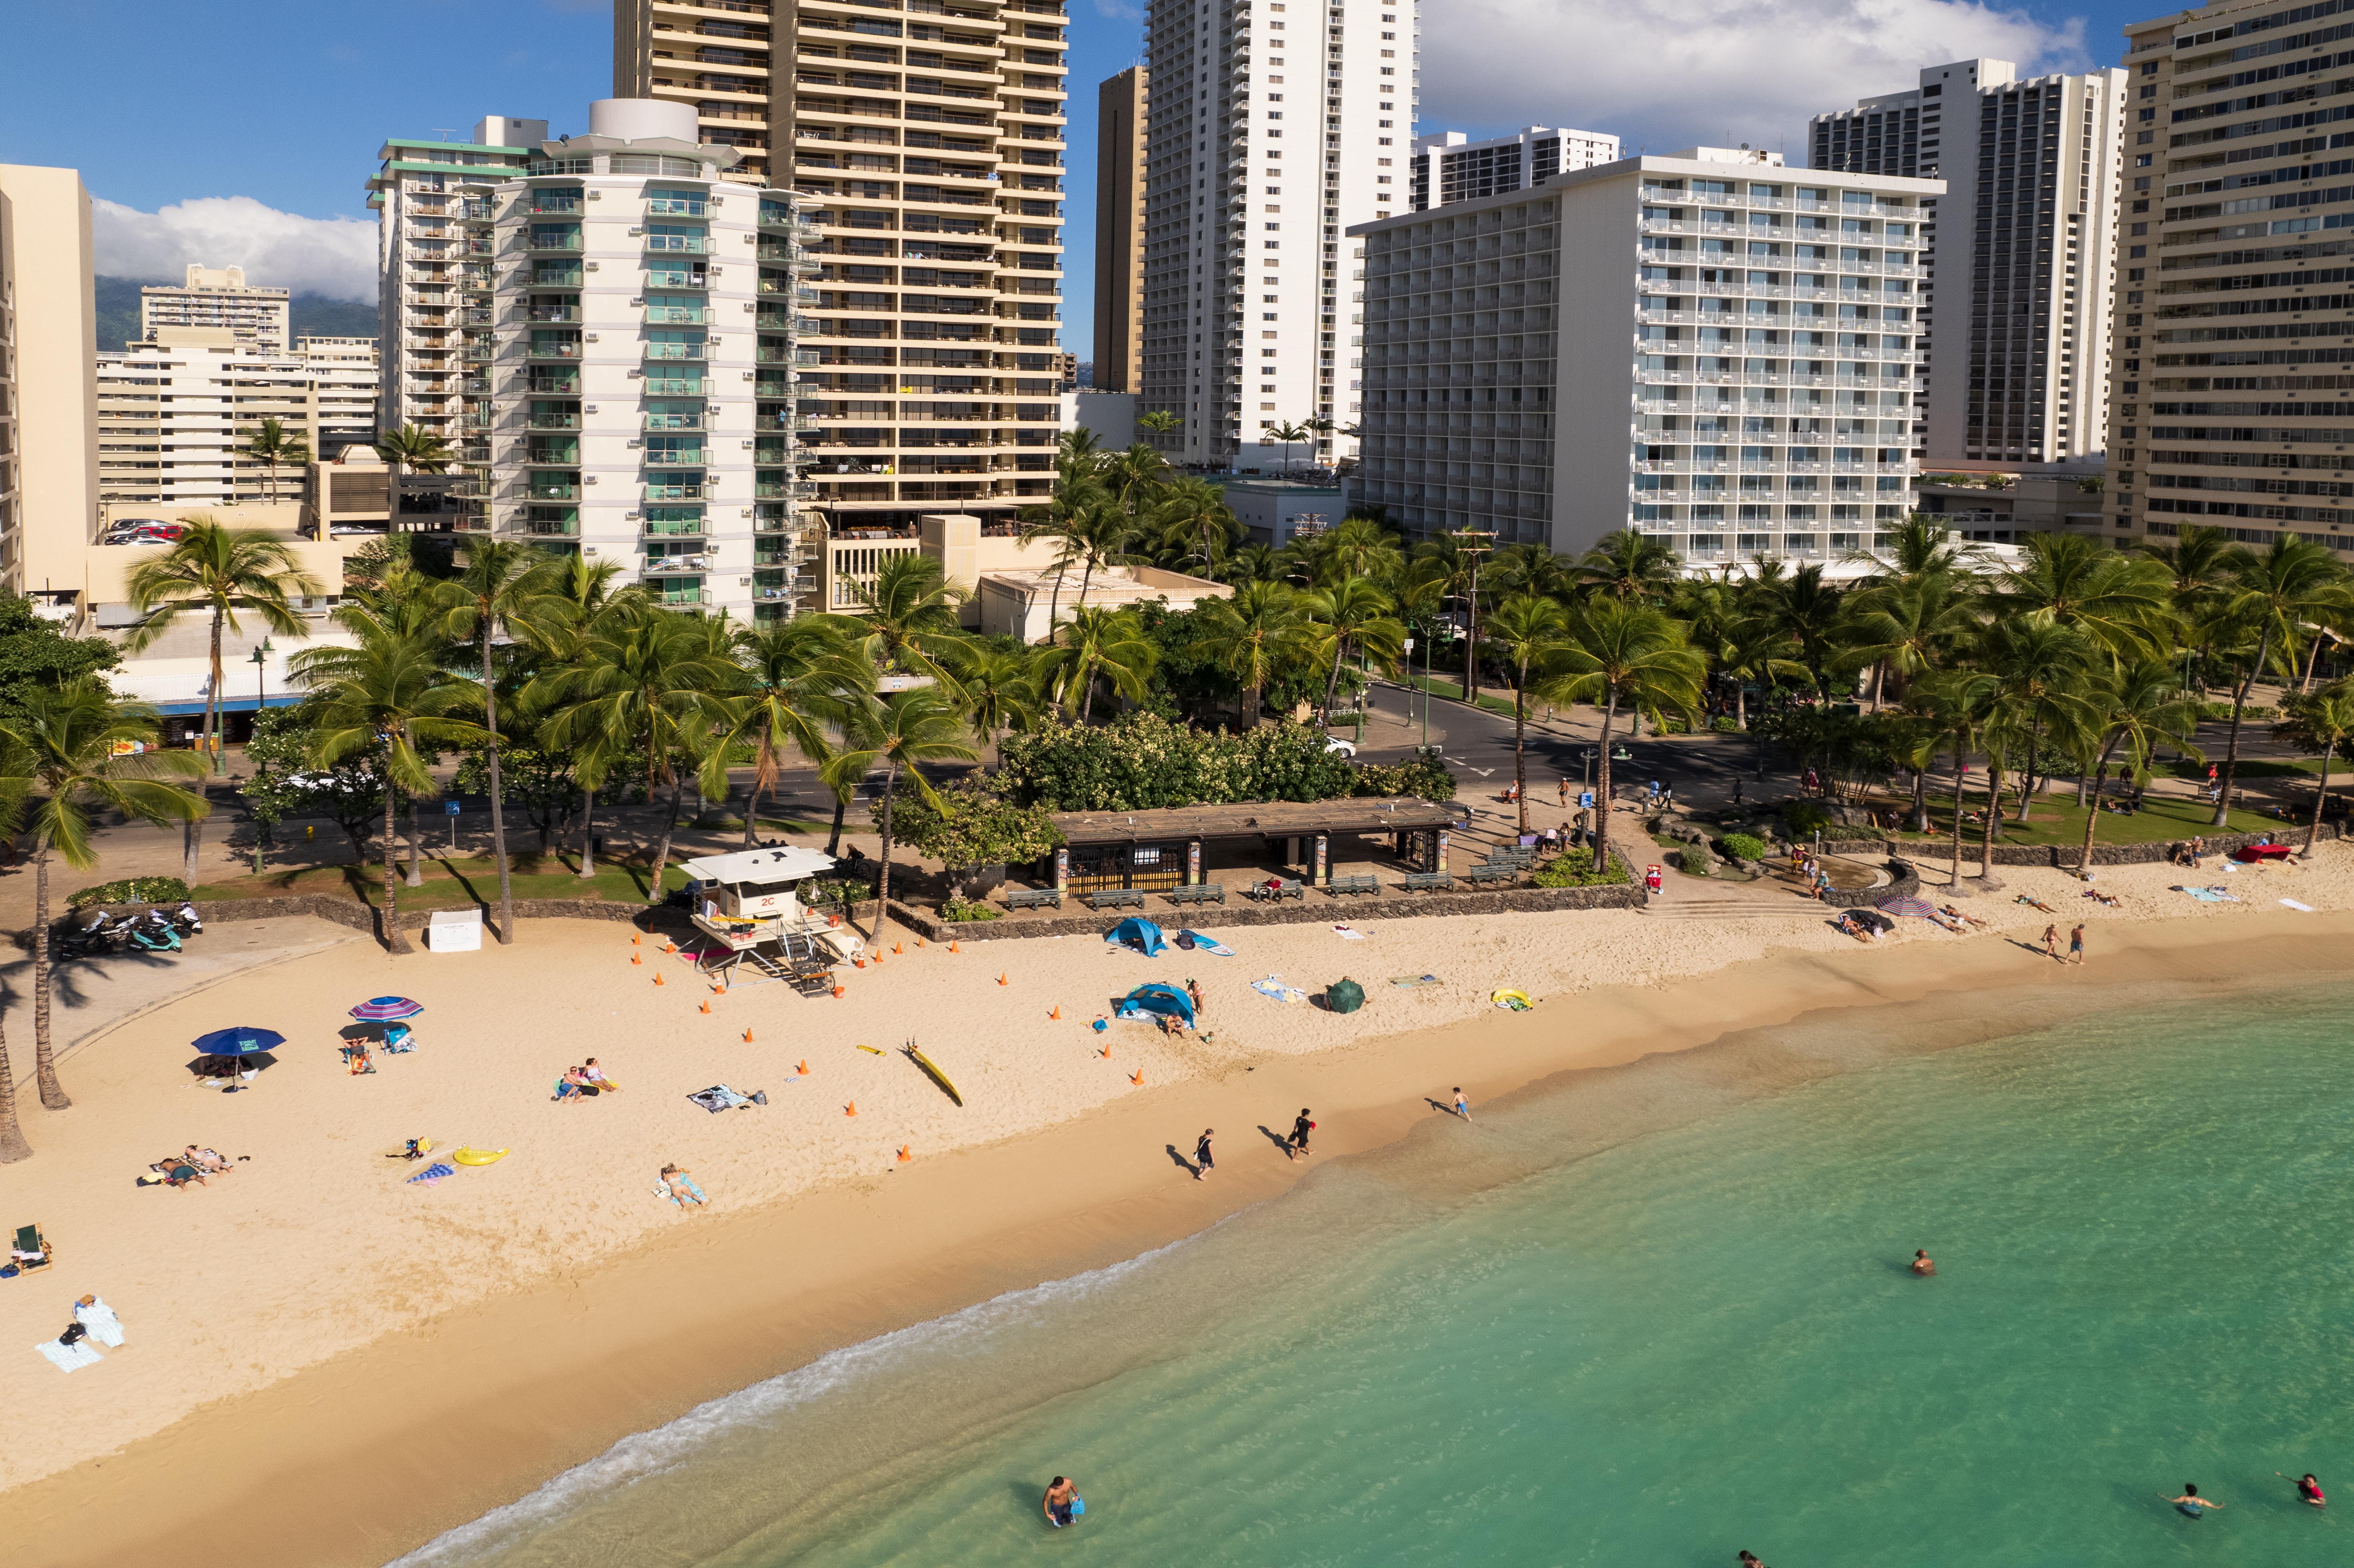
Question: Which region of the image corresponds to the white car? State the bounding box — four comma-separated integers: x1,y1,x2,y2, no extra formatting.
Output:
1324,737,1358,758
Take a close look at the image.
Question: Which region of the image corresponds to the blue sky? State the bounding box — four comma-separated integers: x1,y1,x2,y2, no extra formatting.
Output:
1,0,2153,360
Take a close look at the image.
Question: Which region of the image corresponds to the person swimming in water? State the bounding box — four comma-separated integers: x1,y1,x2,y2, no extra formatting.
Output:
1043,1475,1081,1528
2279,1471,2326,1507
1911,1249,1935,1276
2165,1484,2222,1518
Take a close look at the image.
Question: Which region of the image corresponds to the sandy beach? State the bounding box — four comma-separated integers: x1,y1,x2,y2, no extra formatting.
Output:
5,845,2350,1567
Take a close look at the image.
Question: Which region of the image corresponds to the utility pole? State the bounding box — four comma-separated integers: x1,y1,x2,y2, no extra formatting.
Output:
1448,529,1494,706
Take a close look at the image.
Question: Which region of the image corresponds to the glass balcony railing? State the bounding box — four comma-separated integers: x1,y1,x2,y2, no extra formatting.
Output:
526,306,581,324
527,414,581,430
526,373,579,395
521,480,581,501
644,306,711,325
643,233,710,253
644,482,705,501
643,343,708,361
526,233,584,252
527,197,583,215
527,341,583,360
647,198,709,217
642,516,709,537
532,269,584,288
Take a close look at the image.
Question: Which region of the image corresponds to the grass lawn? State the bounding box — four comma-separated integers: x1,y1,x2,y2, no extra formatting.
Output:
1887,789,2301,850
1394,672,1524,720
194,852,698,910
2156,755,2324,781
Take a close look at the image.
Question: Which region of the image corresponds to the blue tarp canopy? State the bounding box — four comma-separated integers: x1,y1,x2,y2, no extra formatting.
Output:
1117,982,1195,1026
1105,917,1166,957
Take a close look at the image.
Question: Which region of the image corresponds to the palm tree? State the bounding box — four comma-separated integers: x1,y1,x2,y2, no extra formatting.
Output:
831,687,978,938
841,552,969,678
935,641,1044,746
1149,476,1242,575
1302,414,1336,467
1997,531,2177,661
2211,534,2353,825
2273,679,2354,856
374,423,455,476
1103,442,1171,511
538,603,736,902
1137,408,1182,441
122,518,321,878
1843,572,1981,710
1265,420,1312,475
1041,605,1159,722
1978,617,2098,824
1852,515,1983,586
1224,542,1286,585
1061,499,1145,611
0,682,208,1114
1574,529,1681,604
239,417,311,503
2074,660,2203,875
1530,600,1704,868
707,619,870,847
430,539,557,943
1482,592,1570,833
1188,580,1308,727
1018,435,1112,638
1300,576,1406,731
290,628,484,953
1918,669,2001,887
1754,562,1850,700
517,556,637,878
1303,514,1407,590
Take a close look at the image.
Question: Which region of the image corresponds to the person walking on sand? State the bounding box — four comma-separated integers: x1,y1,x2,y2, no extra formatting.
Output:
2068,923,2085,966
1186,977,1205,1019
2043,924,2059,961
1193,1128,1215,1180
1043,1475,1082,1528
1911,1249,1935,1276
2165,1484,2222,1519
1287,1108,1315,1160
1453,1087,1473,1122
1559,777,1570,808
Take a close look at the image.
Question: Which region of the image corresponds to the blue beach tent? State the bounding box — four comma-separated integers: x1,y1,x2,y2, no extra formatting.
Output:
1105,917,1167,957
1117,982,1196,1026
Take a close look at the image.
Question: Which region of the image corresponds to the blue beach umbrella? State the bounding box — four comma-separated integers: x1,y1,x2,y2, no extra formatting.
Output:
349,996,425,1021
190,1027,286,1057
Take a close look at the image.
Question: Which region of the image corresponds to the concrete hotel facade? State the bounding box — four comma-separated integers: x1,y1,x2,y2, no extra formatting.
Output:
2107,0,2354,561
140,265,292,352
1408,125,1618,213
484,98,816,621
95,331,381,507
0,163,100,605
1093,67,1148,393
1352,150,1940,561
370,122,544,527
1137,0,1416,469
616,0,1071,535
1811,59,2127,470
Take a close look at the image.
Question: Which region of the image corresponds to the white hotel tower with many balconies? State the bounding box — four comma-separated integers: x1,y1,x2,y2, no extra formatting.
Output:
490,98,818,620
1352,149,1943,563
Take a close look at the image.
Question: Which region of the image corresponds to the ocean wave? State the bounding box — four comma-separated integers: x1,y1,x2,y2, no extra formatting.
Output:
384,1234,1199,1568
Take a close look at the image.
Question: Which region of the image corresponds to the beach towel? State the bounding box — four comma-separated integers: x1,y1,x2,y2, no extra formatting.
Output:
1333,924,1366,940
669,1176,707,1207
38,1338,103,1372
74,1298,125,1347
1177,930,1234,956
2176,886,2239,904
1389,974,1443,988
404,1161,457,1186
1251,975,1309,1005
2281,898,2317,912
688,1085,755,1114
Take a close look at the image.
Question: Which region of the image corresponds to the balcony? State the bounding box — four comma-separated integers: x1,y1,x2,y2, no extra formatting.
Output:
525,306,582,324
526,372,580,394
753,413,816,431
645,305,712,324
645,411,707,430
642,516,709,537
527,341,583,360
643,556,711,576
643,342,709,361
755,480,818,499
532,268,585,288
648,587,715,609
647,197,710,216
526,233,585,252
645,446,708,465
644,233,712,253
645,374,708,396
645,482,706,500
520,479,582,501
527,414,581,430
527,198,583,215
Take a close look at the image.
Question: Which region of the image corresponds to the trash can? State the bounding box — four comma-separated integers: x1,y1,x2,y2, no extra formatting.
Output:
1326,977,1365,1014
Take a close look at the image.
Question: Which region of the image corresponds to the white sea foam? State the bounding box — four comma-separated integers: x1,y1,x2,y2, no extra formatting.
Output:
384,1234,1198,1567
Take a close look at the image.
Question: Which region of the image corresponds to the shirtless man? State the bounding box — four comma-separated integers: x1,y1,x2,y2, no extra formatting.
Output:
1043,1475,1080,1528
1911,1249,1935,1276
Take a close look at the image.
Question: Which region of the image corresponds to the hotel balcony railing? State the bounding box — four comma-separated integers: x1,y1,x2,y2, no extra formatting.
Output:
532,269,585,288
525,373,580,394
642,517,709,537
510,516,580,537
755,481,818,499
527,199,583,215
645,412,707,430
527,342,584,360
525,306,582,324
644,448,708,465
648,588,716,609
647,376,708,396
643,556,711,576
753,414,816,431
647,198,710,216
527,414,582,430
518,480,582,501
526,234,585,252
643,234,711,253
645,305,712,324
645,482,706,500
643,343,708,361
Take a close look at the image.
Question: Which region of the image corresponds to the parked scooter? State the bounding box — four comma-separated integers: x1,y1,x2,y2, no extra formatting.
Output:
172,901,203,937
126,917,181,954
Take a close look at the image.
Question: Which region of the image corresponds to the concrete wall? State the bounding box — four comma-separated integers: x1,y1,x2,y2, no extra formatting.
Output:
0,163,99,605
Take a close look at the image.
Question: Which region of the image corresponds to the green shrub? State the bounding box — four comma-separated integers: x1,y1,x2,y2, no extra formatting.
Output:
1350,753,1459,802
1783,801,1834,838
939,896,1003,922
803,876,873,908
68,876,193,909
1720,832,1768,863
2198,701,2276,721
1531,848,1628,887
995,712,1457,811
1712,715,1740,733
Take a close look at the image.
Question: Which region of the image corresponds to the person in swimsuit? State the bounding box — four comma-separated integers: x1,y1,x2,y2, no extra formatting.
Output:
2042,924,2058,961
1043,1475,1080,1528
1911,1249,1935,1276
2280,1472,2326,1506
1193,1129,1214,1180
1736,1553,1768,1568
2068,924,2085,965
1287,1108,1314,1160
2166,1484,2221,1518
1453,1087,1473,1122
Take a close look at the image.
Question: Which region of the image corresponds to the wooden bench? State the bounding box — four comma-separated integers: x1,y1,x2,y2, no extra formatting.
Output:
1085,888,1148,911
1324,874,1381,897
1399,871,1457,893
1002,887,1064,911
1465,863,1520,887
1244,877,1305,902
1164,883,1226,907
1483,847,1535,865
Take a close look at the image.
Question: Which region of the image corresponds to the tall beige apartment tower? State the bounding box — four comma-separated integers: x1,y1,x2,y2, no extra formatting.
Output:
1094,66,1147,392
140,265,293,352
0,164,100,606
614,0,1071,535
2105,0,2354,561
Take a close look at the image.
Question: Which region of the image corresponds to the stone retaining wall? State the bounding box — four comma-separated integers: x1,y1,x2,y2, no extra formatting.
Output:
1821,859,1921,910
1838,821,2336,870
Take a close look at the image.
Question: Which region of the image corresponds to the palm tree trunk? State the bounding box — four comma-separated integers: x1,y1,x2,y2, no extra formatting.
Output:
1043,565,1068,647
31,851,66,1111
871,759,900,940
744,750,772,848
1080,660,1098,724
1948,742,1968,888
1513,681,1529,835
1909,765,1929,834
2301,630,2325,694
826,789,849,855
2077,732,2123,877
1593,690,1619,870
405,796,423,887
576,786,599,878
1321,642,1347,730
2215,628,2269,827
2306,749,2333,856
380,769,411,954
2016,726,2040,824
0,994,27,1160
482,625,514,945
1978,762,2004,879
647,777,686,905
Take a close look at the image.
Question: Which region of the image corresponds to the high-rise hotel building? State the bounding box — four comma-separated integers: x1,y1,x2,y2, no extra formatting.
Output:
2107,0,2354,560
1811,59,2127,471
1137,0,1415,470
615,0,1070,534
1408,125,1619,212
1352,149,1940,561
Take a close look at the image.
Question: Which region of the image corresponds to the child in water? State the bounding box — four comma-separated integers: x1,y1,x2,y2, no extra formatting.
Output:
2165,1484,2222,1519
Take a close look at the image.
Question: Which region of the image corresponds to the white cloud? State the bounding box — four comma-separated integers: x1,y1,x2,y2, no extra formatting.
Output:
1418,0,2089,159
91,196,377,301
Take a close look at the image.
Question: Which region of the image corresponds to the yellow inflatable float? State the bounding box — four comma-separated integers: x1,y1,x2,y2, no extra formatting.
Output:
451,1147,509,1166
1490,989,1534,1011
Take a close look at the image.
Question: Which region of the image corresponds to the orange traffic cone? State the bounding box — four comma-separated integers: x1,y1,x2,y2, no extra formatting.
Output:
663,939,677,954
832,985,847,999
1049,1005,1062,1021
632,933,642,946
997,972,1009,986
950,940,960,954
699,999,711,1015
631,953,643,966
743,1028,756,1043
893,941,903,955
796,1058,810,1075
1098,1044,1112,1058
844,1101,858,1117
897,1145,912,1163
1129,1069,1145,1086
915,937,925,948
853,957,867,969
653,971,666,987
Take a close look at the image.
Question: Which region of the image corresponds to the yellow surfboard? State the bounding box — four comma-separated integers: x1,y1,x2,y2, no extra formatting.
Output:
903,1044,963,1107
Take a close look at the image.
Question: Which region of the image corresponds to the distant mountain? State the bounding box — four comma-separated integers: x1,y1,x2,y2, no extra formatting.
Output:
93,275,378,353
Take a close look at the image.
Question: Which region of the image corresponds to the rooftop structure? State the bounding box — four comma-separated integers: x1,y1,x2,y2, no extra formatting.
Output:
140,265,291,352
1409,125,1619,212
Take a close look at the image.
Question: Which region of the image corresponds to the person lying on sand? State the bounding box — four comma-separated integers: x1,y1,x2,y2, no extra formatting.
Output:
150,1156,206,1186
1834,911,1875,943
1928,911,1968,932
658,1164,707,1209
2082,890,2122,908
182,1146,233,1173
2017,895,2057,914
580,1058,620,1092
1938,905,1988,928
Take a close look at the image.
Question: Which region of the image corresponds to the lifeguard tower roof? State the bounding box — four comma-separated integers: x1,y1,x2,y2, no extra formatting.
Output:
679,846,838,886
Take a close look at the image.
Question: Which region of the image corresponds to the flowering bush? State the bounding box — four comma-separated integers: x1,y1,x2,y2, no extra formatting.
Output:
995,713,1455,812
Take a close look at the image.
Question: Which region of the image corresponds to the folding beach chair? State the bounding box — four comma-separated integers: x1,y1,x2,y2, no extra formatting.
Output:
12,1222,53,1273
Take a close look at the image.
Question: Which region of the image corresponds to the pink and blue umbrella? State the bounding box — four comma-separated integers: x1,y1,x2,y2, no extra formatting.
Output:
1877,896,1938,918
349,996,425,1022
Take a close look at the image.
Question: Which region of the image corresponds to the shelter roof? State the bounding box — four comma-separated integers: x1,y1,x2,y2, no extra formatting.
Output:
679,846,837,885
1050,796,1465,846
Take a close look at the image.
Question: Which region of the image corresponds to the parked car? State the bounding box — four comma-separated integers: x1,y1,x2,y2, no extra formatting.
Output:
1324,736,1358,758
100,519,187,546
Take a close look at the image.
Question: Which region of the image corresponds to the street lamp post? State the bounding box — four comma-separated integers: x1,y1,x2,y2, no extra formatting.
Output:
247,637,272,760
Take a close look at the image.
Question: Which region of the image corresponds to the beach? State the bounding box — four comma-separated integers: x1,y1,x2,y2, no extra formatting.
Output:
5,846,2350,1567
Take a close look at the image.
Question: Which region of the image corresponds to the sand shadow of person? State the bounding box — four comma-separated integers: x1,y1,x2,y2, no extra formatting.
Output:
1165,1143,1202,1177
1255,1125,1294,1154
1423,1097,1455,1115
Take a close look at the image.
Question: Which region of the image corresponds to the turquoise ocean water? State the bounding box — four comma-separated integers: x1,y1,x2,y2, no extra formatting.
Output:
395,977,2354,1568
